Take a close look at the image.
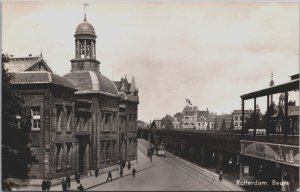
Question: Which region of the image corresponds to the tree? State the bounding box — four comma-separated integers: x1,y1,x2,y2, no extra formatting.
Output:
2,53,38,180
261,103,276,132
245,111,262,130
161,114,174,129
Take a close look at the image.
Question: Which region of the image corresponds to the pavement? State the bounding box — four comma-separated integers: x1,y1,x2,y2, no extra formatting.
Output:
88,139,244,191
14,140,154,191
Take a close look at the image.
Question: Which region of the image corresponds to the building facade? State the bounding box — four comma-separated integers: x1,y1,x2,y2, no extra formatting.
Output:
7,13,138,179
181,105,210,130
232,109,252,130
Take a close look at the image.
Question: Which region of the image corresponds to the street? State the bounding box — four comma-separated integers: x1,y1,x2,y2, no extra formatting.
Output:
88,139,244,191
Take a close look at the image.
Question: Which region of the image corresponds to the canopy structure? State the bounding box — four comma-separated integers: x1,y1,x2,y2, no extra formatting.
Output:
240,74,299,143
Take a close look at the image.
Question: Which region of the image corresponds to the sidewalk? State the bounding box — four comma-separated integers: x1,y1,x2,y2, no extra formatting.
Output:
51,161,155,191
15,141,154,191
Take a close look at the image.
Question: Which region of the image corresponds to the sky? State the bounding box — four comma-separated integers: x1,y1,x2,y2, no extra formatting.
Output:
2,0,299,122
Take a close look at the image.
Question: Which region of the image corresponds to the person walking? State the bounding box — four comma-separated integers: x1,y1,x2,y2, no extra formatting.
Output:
122,160,126,169
106,171,112,182
132,168,136,178
45,180,51,191
61,178,67,191
66,175,71,188
77,184,84,191
41,179,47,191
127,161,131,170
75,171,80,183
120,167,123,177
95,167,99,177
219,170,223,182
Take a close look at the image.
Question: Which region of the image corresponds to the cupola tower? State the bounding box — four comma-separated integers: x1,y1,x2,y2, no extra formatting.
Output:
70,5,100,72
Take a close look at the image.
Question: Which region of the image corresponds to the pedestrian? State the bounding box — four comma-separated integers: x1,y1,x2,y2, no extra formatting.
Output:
122,160,126,169
120,167,123,177
95,167,99,177
77,184,84,191
75,171,80,183
61,178,67,191
164,153,166,158
132,168,136,178
219,170,223,182
66,175,71,188
45,179,51,191
41,179,47,191
127,161,131,170
106,171,112,182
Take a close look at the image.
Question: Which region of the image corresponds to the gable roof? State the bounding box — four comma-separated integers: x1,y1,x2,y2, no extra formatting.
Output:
5,56,53,73
11,71,75,90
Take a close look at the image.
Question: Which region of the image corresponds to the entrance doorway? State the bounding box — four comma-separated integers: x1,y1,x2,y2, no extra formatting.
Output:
79,143,86,174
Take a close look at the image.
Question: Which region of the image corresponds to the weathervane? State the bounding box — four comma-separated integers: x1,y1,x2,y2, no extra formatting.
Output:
83,3,89,21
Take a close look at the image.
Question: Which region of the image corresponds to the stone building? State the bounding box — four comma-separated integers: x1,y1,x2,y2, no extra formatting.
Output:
181,105,210,130
6,13,138,179
270,94,299,135
231,109,252,130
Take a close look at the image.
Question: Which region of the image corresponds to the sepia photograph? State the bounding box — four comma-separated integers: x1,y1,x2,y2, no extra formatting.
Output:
1,0,299,191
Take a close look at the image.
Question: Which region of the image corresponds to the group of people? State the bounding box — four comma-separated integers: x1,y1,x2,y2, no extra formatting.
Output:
60,171,84,191
42,161,138,191
119,160,133,177
106,160,137,181
41,179,51,191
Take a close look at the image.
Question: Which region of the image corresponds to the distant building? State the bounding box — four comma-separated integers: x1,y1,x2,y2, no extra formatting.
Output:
173,117,181,129
231,110,252,130
270,94,299,134
224,114,233,130
151,120,164,131
181,104,210,130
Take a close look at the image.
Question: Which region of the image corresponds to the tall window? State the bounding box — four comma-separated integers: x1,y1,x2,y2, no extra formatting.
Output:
56,106,63,132
66,107,72,132
76,115,80,131
84,115,89,131
105,143,110,163
102,113,111,131
112,112,116,132
66,143,72,168
31,107,41,131
56,143,63,171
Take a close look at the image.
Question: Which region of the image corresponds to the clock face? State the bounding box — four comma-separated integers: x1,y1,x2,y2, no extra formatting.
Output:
78,62,84,69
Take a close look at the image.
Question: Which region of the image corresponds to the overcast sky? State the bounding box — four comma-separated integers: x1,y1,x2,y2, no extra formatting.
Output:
3,1,299,122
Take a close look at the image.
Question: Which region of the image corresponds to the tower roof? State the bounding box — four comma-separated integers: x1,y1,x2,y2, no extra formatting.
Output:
129,76,136,93
75,21,96,36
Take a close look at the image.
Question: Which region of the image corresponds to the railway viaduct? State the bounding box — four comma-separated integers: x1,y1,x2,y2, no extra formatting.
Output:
158,129,241,173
